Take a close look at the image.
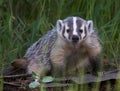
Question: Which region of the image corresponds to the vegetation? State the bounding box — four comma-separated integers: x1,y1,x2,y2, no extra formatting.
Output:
0,0,120,91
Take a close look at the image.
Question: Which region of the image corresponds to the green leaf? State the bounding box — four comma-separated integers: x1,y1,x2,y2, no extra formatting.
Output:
29,81,40,89
42,76,54,83
32,72,39,80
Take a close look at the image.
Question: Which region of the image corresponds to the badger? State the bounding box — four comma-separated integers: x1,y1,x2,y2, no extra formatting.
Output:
12,16,101,78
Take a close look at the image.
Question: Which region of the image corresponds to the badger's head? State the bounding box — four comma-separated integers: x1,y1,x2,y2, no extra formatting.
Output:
56,16,94,44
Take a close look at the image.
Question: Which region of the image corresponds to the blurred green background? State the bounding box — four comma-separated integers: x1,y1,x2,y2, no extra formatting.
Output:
0,0,120,77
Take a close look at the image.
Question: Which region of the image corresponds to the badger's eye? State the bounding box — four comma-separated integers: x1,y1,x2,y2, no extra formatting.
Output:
66,29,70,33
79,29,83,33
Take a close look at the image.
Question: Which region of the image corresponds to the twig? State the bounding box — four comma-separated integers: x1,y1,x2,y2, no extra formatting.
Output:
4,82,23,87
0,73,32,79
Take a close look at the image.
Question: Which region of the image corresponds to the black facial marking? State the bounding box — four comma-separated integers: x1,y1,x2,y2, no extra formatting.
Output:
68,29,73,40
66,29,70,33
76,17,86,40
79,29,83,33
63,17,74,40
62,26,65,38
77,29,81,40
76,18,83,40
76,18,83,30
67,19,73,40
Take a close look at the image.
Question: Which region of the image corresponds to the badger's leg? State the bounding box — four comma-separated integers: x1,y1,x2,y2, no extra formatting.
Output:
85,37,101,76
87,42,101,75
27,60,48,81
89,56,100,76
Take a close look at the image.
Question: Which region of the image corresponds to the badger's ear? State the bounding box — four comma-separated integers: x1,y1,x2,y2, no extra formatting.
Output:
87,20,94,33
56,20,64,33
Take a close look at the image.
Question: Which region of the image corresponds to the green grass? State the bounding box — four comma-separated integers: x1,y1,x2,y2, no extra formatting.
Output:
0,0,120,91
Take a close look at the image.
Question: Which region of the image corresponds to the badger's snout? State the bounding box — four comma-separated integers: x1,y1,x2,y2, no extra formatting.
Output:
71,35,79,43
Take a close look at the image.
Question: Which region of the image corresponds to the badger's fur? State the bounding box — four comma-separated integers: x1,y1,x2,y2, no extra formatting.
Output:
17,16,101,78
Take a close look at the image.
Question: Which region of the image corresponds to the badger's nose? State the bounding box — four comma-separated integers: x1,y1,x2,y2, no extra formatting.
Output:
72,35,79,42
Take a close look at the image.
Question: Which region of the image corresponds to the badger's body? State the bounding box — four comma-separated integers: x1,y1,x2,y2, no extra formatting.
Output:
24,16,101,77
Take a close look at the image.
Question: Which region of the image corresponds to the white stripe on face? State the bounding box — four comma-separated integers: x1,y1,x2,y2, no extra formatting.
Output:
73,17,78,35
64,23,69,40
